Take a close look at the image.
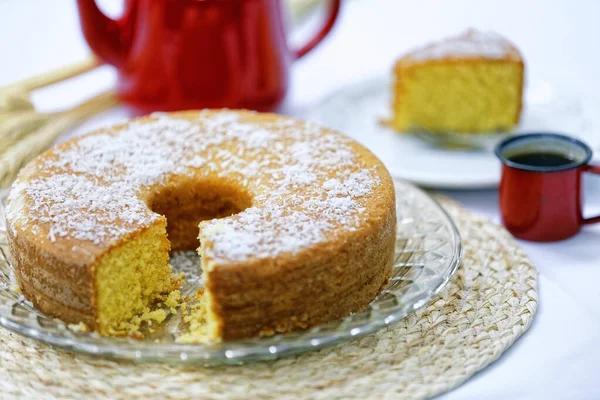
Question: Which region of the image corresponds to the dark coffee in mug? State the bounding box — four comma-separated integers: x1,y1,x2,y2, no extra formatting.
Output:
507,152,575,168
495,132,600,242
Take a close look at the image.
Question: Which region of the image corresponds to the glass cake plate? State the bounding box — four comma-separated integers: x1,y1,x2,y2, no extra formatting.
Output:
0,179,460,365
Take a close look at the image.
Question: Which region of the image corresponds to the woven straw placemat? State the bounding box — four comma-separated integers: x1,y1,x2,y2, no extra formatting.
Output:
0,196,538,400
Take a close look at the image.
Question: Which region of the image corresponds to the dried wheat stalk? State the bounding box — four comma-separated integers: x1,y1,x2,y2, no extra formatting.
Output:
0,111,51,154
0,57,109,187
0,91,116,187
2,57,98,93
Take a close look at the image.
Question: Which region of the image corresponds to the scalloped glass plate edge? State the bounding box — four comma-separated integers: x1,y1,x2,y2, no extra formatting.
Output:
0,179,461,365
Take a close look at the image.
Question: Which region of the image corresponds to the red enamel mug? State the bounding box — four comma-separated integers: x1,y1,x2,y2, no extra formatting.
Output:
76,0,342,113
495,133,600,242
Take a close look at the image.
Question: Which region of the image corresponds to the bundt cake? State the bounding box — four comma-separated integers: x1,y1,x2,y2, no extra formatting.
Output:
5,110,396,341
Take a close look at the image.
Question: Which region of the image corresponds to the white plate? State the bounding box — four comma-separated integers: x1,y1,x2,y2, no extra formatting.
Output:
305,75,600,189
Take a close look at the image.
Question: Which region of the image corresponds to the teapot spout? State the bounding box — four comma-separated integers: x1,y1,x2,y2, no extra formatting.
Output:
76,0,133,67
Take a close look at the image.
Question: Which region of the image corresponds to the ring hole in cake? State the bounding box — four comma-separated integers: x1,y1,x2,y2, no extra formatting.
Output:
148,177,253,251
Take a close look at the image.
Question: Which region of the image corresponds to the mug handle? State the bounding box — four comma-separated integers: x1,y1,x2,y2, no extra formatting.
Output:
582,164,600,224
293,0,342,60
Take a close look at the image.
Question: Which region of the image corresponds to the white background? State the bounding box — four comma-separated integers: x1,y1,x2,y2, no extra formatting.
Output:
1,1,600,399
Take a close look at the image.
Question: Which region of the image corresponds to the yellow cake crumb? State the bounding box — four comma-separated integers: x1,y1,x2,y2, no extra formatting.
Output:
170,273,185,291
164,290,182,314
68,322,90,333
140,308,167,324
180,302,189,315
176,288,220,344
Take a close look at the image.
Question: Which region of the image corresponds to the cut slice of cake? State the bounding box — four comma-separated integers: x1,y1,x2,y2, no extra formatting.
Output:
390,29,524,134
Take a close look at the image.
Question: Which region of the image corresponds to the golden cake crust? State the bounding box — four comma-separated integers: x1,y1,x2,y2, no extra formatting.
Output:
6,110,396,340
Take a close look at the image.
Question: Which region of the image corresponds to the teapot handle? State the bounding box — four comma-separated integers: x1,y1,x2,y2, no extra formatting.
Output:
293,0,342,60
76,0,137,67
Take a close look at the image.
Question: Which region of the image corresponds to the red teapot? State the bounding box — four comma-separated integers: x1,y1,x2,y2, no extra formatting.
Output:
76,0,342,113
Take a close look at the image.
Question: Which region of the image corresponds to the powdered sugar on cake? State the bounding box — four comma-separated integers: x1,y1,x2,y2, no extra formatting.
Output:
7,111,380,262
408,30,515,61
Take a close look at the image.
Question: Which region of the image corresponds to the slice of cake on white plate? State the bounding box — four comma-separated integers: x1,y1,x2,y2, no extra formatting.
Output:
390,29,525,134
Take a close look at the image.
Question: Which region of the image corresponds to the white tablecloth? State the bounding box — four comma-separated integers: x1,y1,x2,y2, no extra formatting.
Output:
1,1,599,398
